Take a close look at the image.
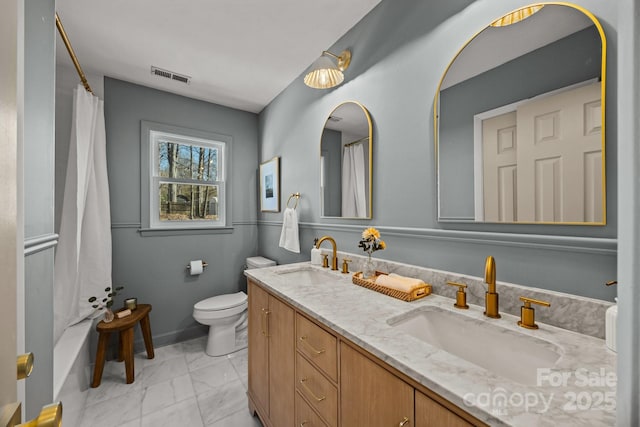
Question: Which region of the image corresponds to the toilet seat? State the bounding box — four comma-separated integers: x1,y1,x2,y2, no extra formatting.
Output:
193,291,247,322
194,291,247,311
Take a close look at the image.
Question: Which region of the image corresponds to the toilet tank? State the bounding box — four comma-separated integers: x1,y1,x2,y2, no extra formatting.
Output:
246,256,276,269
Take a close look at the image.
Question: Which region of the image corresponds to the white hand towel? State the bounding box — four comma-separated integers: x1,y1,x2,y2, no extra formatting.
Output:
279,207,300,253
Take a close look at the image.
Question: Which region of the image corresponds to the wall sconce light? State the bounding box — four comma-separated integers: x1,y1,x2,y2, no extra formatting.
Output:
490,5,544,27
304,49,352,89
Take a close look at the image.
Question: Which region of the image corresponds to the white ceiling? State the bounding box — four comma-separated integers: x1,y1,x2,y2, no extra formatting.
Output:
55,0,382,113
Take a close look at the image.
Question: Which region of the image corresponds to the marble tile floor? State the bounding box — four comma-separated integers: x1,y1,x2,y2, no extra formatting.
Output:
78,336,263,427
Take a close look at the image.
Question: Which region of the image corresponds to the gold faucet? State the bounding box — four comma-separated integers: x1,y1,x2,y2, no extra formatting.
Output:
484,256,500,318
316,236,338,270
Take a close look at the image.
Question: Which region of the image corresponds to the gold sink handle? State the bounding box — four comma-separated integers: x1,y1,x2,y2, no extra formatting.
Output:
517,296,550,329
17,353,34,380
341,258,352,274
446,281,469,309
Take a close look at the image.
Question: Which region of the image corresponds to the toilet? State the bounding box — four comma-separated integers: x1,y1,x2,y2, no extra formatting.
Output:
193,256,276,356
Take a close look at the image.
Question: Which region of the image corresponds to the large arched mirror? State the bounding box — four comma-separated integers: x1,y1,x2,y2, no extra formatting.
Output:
435,4,606,224
320,101,373,219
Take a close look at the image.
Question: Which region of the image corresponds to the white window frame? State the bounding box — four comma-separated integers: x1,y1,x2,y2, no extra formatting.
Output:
141,121,232,234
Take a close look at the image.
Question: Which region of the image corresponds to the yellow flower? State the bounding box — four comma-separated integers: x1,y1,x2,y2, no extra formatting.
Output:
378,240,386,250
362,227,380,240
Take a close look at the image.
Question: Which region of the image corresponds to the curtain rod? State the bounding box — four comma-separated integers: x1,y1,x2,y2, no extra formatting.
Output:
344,136,369,148
55,13,93,94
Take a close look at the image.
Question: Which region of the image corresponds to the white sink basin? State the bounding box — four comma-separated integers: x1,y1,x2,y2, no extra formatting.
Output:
276,267,338,285
389,307,561,386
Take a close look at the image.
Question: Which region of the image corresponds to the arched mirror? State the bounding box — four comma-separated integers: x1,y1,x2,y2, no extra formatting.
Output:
320,101,373,219
435,4,606,224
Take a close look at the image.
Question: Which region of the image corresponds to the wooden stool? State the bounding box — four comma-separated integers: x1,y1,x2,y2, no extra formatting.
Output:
91,303,154,387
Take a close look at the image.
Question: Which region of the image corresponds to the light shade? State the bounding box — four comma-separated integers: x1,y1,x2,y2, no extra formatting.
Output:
490,5,544,27
304,50,351,89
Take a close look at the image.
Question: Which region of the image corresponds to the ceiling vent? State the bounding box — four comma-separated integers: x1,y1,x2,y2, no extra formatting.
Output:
150,66,191,85
328,115,342,123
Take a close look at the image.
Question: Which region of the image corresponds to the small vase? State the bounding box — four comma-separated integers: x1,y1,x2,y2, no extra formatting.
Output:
103,308,115,323
363,254,375,279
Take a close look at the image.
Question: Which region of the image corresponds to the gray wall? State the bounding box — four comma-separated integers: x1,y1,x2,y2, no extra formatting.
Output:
23,0,56,418
258,0,617,301
104,78,259,346
439,26,602,218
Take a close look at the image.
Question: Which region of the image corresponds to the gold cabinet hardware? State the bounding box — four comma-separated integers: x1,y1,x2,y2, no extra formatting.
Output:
517,296,550,329
446,281,469,309
17,353,34,380
261,308,271,337
341,258,352,274
300,422,308,427
299,336,326,355
399,416,410,426
484,256,500,318
321,254,329,268
299,378,326,402
605,280,617,286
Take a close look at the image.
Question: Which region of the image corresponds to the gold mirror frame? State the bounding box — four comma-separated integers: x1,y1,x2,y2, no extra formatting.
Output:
320,101,373,219
433,2,607,225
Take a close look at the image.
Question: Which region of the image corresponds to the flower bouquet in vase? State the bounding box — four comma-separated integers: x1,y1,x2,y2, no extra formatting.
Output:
358,227,386,279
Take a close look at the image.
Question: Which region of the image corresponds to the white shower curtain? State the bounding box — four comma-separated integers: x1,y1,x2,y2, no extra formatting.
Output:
341,143,367,217
54,84,112,344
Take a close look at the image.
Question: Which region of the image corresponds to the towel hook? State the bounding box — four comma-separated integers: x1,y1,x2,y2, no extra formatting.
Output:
287,192,300,209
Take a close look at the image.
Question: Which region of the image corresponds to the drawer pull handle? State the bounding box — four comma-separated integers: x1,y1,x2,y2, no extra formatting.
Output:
300,422,308,427
300,378,326,402
261,309,271,337
299,336,325,355
399,416,410,426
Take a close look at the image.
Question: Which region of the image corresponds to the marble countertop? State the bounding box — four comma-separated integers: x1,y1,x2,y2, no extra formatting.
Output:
245,262,617,427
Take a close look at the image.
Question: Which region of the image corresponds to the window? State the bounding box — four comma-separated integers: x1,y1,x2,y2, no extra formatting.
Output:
142,121,231,231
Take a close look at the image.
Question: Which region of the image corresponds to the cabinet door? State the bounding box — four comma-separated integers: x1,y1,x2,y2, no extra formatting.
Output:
341,343,413,426
415,390,474,427
268,294,295,427
248,281,270,416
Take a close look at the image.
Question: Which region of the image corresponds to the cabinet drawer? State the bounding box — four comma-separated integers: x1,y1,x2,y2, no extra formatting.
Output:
296,313,337,382
296,353,338,427
415,390,474,427
296,391,329,427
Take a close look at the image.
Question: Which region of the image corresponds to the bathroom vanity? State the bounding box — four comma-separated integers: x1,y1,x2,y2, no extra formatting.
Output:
245,261,616,426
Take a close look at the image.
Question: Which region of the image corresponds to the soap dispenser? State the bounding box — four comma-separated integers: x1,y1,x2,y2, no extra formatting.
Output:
605,281,617,352
311,238,322,265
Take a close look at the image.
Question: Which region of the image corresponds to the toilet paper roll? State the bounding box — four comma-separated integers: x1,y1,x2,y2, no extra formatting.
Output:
189,260,204,275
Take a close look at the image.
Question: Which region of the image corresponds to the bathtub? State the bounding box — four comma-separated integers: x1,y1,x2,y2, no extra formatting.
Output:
53,319,95,427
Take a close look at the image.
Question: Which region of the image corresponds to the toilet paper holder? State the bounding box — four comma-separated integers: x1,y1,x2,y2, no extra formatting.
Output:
187,261,209,271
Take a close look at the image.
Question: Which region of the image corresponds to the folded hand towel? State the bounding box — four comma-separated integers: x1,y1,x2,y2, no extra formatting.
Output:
279,207,300,253
388,273,425,288
375,274,426,293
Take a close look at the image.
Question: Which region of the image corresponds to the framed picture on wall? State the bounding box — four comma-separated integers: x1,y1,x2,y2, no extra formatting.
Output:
260,156,280,212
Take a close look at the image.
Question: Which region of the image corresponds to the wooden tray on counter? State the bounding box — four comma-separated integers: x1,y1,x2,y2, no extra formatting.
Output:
352,271,431,302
